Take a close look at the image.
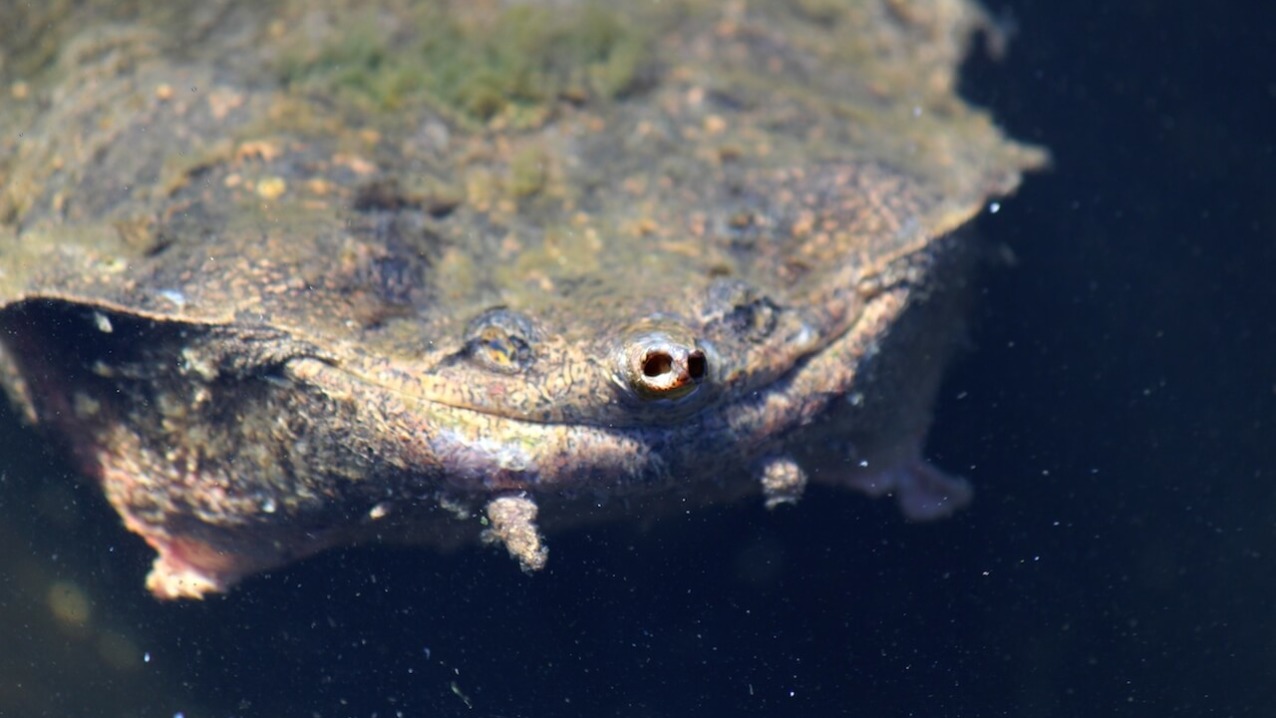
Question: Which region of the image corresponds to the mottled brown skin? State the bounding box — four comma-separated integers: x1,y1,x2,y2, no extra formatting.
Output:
0,0,1045,598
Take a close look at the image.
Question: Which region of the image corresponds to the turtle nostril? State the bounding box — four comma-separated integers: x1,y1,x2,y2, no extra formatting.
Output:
617,320,712,402
686,350,706,380
642,351,674,377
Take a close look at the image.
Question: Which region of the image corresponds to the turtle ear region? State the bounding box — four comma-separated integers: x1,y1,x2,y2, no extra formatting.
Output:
0,297,206,424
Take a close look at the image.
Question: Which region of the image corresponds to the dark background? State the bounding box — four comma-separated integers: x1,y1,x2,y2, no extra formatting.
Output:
2,0,1273,716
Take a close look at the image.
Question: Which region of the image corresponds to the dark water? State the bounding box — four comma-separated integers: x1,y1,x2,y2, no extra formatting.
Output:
2,0,1273,716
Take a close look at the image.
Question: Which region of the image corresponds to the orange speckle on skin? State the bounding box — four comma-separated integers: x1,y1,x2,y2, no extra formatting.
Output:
334,153,377,175
237,140,283,162
305,177,332,195
256,177,287,200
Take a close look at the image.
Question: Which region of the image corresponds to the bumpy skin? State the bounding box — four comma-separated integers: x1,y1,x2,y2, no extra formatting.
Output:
0,0,1045,598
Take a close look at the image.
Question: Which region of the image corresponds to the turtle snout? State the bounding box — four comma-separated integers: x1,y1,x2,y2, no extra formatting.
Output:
616,320,711,401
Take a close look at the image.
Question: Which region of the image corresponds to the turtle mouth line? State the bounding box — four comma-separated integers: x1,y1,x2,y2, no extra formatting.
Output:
290,355,728,431
289,322,833,434
290,299,883,432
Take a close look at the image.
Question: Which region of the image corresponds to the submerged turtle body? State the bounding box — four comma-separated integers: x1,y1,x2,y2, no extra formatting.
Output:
0,0,1045,598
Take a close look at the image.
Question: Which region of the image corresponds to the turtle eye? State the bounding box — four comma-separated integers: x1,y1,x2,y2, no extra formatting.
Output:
703,278,779,342
617,320,710,401
462,308,536,374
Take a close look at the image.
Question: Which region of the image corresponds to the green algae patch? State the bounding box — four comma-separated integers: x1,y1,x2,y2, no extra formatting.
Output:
507,145,550,199
276,3,653,128
275,19,418,111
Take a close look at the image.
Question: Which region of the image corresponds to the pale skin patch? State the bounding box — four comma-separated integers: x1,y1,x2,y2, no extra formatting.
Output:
482,495,548,572
758,454,808,509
